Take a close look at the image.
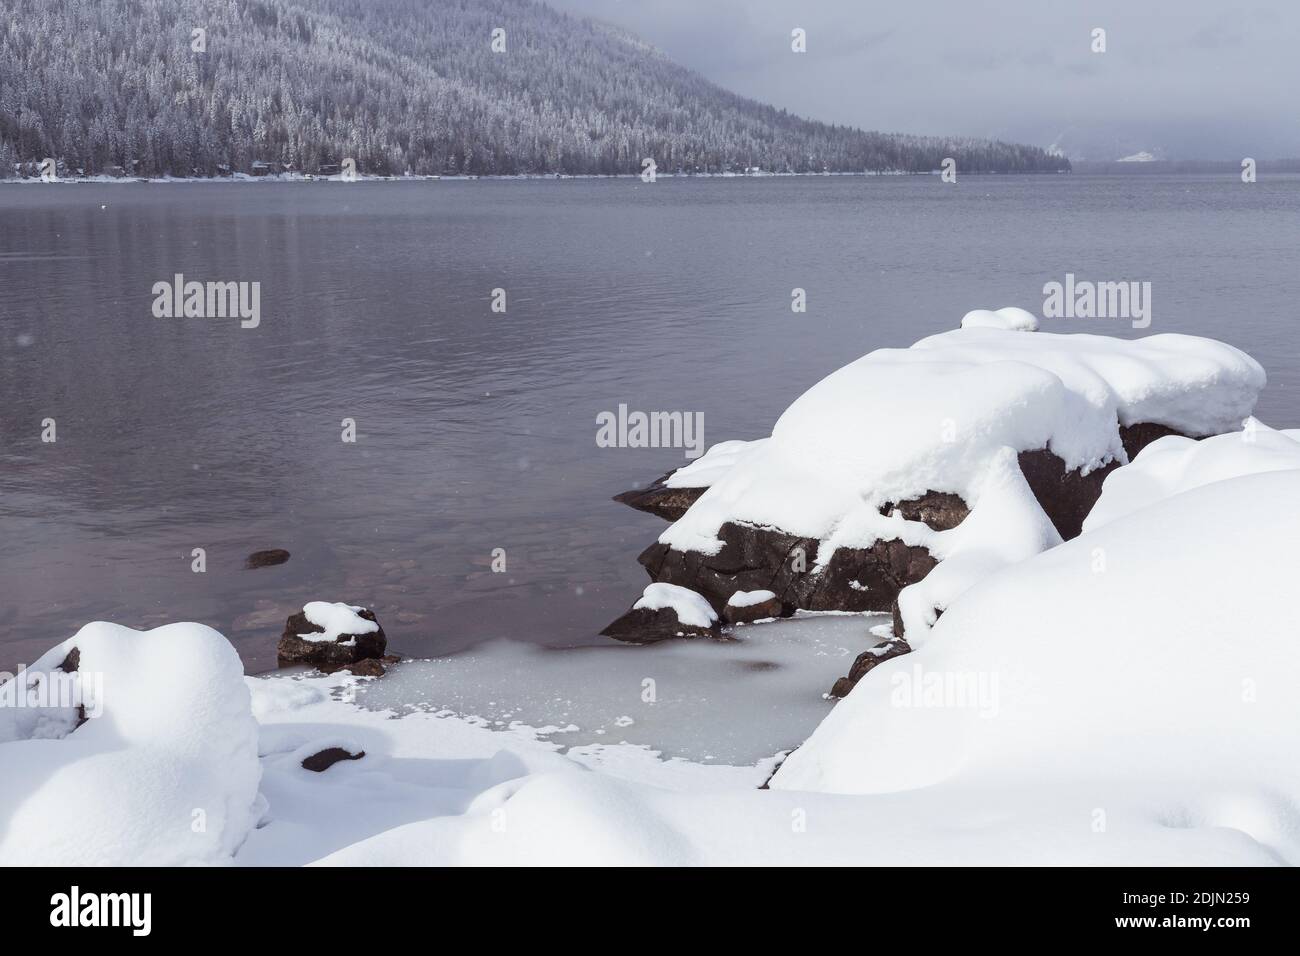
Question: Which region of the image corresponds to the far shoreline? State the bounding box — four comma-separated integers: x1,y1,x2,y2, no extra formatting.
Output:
1,168,1079,185
8,163,1298,185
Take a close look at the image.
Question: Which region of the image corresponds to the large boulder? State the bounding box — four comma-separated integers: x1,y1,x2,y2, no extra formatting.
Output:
623,426,1184,629
608,321,1264,642
277,602,388,672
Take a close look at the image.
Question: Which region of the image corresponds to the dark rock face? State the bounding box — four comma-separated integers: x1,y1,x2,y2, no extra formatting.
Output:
723,593,784,625
55,646,89,731
1017,423,1186,540
58,647,80,673
245,548,291,569
301,747,365,772
828,638,913,699
806,539,939,612
881,492,969,531
637,521,937,618
277,607,387,671
1015,448,1113,542
637,522,816,612
1120,422,1184,460
600,605,722,644
613,475,706,522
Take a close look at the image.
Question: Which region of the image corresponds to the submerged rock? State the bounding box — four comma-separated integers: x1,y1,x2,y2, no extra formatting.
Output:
245,548,291,569
344,658,386,678
277,602,387,671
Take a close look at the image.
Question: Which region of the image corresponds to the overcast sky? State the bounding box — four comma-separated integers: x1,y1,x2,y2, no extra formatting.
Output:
546,0,1300,161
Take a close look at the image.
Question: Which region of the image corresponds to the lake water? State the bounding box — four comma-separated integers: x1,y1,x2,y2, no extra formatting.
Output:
2,175,1299,671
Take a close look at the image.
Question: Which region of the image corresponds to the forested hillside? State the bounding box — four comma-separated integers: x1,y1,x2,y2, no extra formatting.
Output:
0,0,1070,177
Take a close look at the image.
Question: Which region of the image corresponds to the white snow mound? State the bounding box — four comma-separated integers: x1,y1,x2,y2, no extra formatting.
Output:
0,622,262,865
664,439,766,489
772,464,1300,863
1084,417,1300,531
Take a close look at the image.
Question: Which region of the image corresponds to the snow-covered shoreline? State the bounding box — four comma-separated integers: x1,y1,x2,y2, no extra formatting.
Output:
4,315,1297,866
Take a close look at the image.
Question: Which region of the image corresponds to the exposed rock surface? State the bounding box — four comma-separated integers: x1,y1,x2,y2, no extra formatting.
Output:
277,605,387,672
613,474,706,522
636,520,938,618
828,638,913,699
301,747,365,772
1017,424,1186,539
345,659,386,678
881,491,969,530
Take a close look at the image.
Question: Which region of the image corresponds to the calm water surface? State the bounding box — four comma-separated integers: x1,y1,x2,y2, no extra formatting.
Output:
2,175,1298,669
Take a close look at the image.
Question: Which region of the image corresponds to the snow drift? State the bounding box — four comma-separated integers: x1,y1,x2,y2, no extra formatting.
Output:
771,436,1300,862
1084,418,1300,531
0,622,262,865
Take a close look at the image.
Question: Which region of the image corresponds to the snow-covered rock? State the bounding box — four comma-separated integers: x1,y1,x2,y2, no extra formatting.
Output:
623,325,1263,639
665,328,1262,556
277,602,388,672
722,588,782,624
665,439,767,489
770,460,1300,866
601,583,722,642
0,622,262,866
613,439,767,521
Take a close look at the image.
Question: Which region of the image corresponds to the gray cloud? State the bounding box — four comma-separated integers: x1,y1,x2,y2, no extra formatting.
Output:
547,0,1300,160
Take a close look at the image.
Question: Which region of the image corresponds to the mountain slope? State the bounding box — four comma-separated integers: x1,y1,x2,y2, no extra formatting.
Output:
0,0,1069,176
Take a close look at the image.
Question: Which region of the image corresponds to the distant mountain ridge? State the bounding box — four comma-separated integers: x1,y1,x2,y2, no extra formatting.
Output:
0,0,1070,177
